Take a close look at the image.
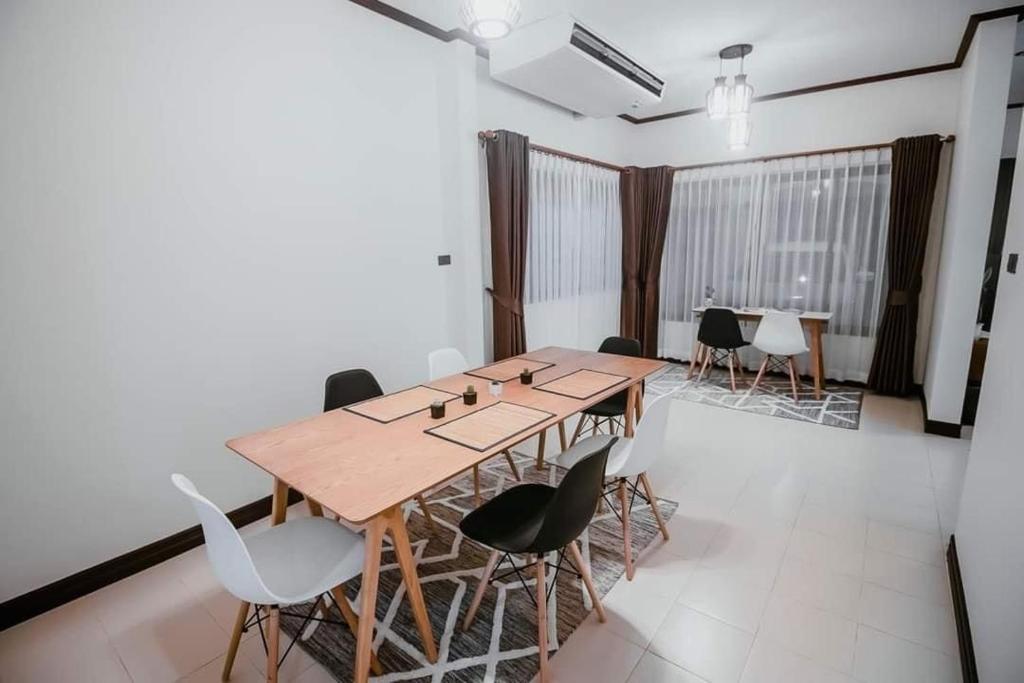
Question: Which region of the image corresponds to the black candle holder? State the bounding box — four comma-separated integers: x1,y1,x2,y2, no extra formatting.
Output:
430,400,446,419
520,369,534,385
463,385,477,405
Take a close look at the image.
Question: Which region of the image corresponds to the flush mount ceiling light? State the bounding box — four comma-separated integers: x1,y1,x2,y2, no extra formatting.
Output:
707,43,755,149
460,0,522,40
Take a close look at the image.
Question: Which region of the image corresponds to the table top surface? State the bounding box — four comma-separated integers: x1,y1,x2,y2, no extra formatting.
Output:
693,306,833,322
226,346,666,524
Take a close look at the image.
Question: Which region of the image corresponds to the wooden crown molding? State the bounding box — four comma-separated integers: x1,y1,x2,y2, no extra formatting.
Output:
346,0,1024,125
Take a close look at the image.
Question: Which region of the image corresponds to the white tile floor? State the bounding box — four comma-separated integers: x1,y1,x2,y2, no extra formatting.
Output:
0,393,969,683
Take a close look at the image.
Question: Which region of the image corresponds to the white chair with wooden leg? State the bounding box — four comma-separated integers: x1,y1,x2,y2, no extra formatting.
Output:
750,311,810,402
427,347,521,504
555,392,675,580
171,474,382,682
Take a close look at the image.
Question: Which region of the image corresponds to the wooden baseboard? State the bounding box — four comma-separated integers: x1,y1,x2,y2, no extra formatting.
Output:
917,388,963,438
0,488,302,632
947,535,979,683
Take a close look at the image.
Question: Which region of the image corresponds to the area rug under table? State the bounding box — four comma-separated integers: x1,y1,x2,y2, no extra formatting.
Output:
646,363,863,430
280,452,677,682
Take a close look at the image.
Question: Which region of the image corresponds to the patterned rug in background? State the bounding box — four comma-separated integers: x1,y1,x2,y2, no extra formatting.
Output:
647,363,863,430
280,452,677,682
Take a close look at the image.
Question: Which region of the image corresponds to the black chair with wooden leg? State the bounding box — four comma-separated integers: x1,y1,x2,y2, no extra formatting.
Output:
324,369,438,532
693,308,750,392
568,336,642,447
461,437,614,683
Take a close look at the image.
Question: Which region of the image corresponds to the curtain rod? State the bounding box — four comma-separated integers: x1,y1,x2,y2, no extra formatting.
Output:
673,135,955,172
478,130,626,172
478,130,955,174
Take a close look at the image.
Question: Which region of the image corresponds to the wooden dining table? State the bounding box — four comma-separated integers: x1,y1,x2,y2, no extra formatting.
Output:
690,306,833,399
225,345,667,682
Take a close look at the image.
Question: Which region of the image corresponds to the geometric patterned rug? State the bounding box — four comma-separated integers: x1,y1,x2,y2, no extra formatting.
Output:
646,363,863,430
281,451,677,681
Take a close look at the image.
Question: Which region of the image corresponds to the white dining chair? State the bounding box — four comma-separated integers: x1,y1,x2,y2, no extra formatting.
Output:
554,391,674,580
750,310,810,402
171,474,382,682
427,347,521,504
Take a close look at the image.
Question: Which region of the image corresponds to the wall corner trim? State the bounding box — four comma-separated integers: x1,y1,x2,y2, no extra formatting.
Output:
918,386,963,438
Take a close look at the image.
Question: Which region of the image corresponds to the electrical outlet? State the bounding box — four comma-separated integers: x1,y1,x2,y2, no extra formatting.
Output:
1008,253,1018,274
437,254,451,266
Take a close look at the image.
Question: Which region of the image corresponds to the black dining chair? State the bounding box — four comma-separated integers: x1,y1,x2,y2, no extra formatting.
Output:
568,336,642,447
693,308,750,391
324,369,437,532
460,436,614,682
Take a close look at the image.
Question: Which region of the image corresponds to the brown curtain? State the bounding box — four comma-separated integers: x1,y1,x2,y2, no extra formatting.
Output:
867,135,943,395
619,166,676,357
484,130,530,360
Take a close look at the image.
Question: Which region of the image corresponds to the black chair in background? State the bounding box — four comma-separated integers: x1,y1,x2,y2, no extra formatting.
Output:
691,308,750,391
460,436,614,682
568,336,642,447
323,369,437,532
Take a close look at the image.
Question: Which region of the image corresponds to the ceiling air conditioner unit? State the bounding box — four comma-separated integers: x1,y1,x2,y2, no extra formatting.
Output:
488,14,664,118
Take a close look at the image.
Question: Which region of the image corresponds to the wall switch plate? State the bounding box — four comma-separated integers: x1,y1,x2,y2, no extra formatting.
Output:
437,254,451,266
1008,253,1018,274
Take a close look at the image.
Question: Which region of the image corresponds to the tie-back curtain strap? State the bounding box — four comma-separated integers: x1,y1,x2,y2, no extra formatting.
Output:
486,287,524,316
886,288,920,307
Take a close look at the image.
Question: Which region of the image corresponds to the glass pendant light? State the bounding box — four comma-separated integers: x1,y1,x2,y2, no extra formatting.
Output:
729,72,754,118
706,75,730,120
460,0,521,40
728,115,751,150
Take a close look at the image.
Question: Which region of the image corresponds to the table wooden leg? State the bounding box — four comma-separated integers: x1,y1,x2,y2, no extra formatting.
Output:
569,415,586,447
557,421,567,451
330,586,383,675
270,478,289,526
385,506,438,664
809,320,825,399
535,555,549,682
305,496,324,518
624,384,639,438
503,450,522,481
354,515,386,683
535,428,547,470
472,465,481,507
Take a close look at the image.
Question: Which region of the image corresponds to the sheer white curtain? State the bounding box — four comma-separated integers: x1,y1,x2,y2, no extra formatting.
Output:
525,151,621,352
659,148,892,382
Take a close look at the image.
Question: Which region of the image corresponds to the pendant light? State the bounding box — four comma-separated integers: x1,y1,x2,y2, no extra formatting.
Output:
728,115,752,150
460,0,522,40
706,55,730,120
707,44,754,149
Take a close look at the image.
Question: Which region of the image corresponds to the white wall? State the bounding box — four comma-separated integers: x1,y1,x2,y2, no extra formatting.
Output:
924,17,1016,425
622,70,962,167
0,0,665,602
0,0,466,601
954,114,1024,683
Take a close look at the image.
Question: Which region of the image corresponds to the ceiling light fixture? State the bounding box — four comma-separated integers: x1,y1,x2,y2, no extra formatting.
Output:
460,0,522,40
728,115,752,151
708,43,754,149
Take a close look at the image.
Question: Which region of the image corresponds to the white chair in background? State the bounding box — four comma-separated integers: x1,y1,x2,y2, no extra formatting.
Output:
555,391,674,580
171,474,382,682
427,347,521,504
750,310,810,402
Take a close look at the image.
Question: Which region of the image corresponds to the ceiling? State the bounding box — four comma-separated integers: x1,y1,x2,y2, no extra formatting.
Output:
386,0,1022,117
